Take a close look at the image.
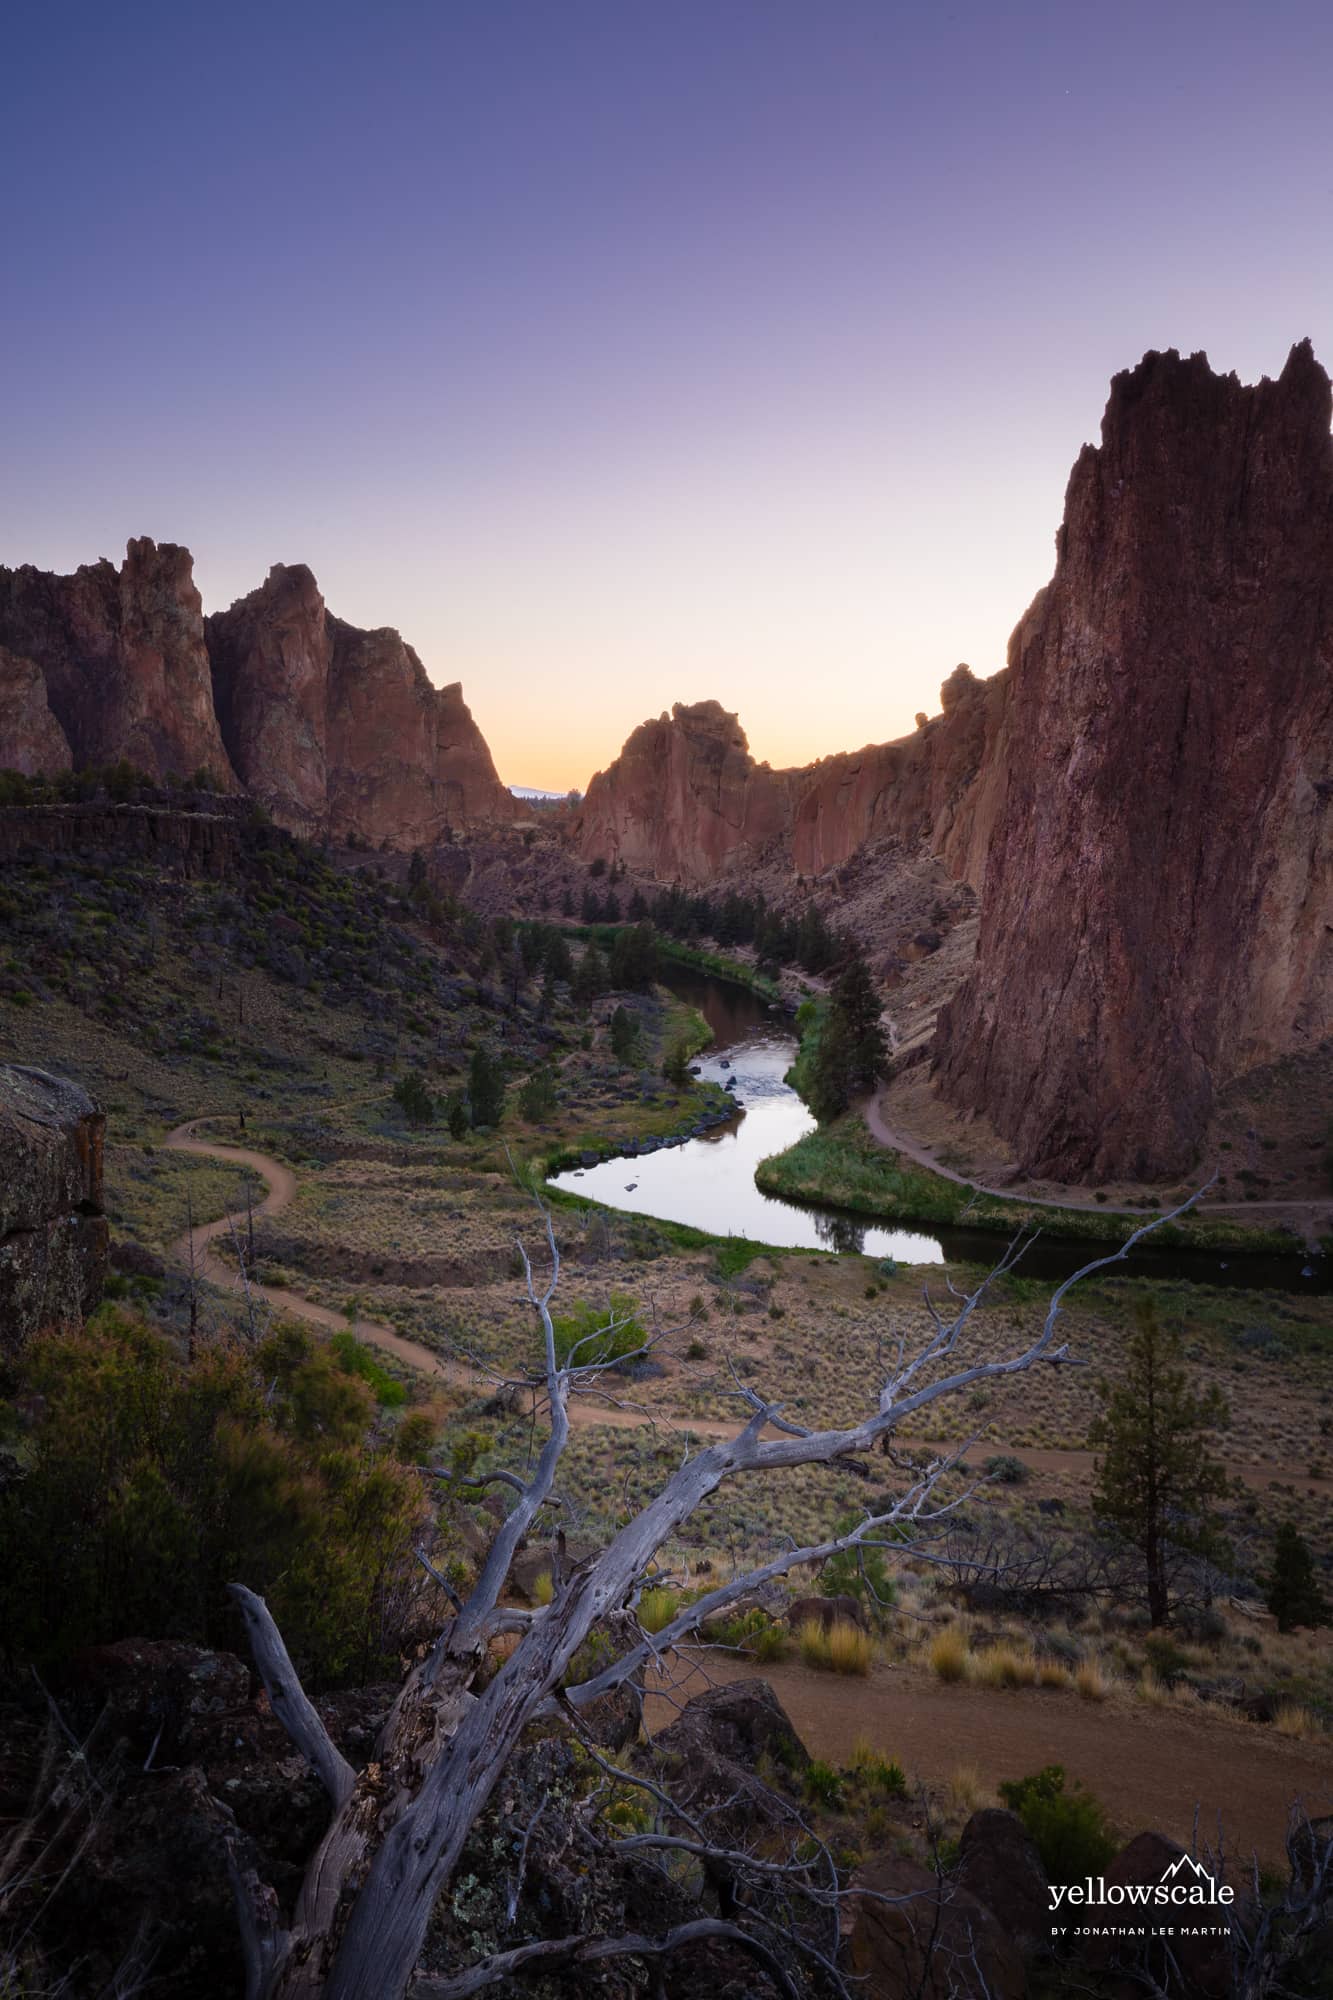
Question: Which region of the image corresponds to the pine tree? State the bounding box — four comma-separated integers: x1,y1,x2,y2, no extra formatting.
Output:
572,940,607,1010
1089,1300,1232,1625
805,947,889,1121
1265,1522,1330,1633
467,1045,505,1129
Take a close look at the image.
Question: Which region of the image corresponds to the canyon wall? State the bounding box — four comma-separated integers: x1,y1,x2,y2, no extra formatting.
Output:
575,669,1008,891
934,342,1333,1180
0,540,238,787
0,1064,107,1353
206,564,515,845
0,546,514,848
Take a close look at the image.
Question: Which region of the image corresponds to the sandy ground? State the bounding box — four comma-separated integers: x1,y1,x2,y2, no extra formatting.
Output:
646,1651,1333,1871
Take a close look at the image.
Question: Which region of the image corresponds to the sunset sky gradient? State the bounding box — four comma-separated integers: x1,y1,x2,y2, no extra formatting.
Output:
4,0,1331,789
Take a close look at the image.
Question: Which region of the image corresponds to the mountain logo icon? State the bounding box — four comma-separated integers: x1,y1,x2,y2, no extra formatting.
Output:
1161,1853,1219,1884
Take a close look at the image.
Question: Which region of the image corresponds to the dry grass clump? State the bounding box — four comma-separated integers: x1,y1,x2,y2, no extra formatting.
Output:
1037,1659,1072,1690
929,1625,970,1683
798,1618,872,1675
532,1570,554,1606
947,1763,991,1813
1074,1659,1111,1702
637,1587,678,1633
971,1641,1038,1689
1273,1700,1324,1741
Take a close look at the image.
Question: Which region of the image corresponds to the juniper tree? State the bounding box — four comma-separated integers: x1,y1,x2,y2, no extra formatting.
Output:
1088,1298,1232,1626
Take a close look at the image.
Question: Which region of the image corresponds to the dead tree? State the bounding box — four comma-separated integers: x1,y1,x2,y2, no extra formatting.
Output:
228,1194,1208,2000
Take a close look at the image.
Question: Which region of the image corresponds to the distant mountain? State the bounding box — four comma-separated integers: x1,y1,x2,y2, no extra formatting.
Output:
510,785,577,802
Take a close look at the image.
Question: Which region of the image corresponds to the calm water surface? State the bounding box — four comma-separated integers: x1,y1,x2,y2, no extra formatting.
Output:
550,965,1329,1292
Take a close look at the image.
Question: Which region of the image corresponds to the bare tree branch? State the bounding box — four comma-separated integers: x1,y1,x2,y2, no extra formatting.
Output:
228,1586,355,1808
409,1917,801,2000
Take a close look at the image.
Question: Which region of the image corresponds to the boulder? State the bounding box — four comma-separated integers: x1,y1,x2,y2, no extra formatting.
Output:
1077,1832,1233,1997
956,1808,1049,1953
0,1063,107,1352
846,1855,1028,1999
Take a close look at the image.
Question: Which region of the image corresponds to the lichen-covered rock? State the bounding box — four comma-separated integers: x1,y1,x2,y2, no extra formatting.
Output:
0,539,238,786
956,1808,1049,1954
0,1063,106,1350
934,342,1333,1180
0,645,72,775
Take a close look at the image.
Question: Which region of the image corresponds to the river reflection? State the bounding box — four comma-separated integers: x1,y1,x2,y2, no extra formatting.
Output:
549,968,945,1263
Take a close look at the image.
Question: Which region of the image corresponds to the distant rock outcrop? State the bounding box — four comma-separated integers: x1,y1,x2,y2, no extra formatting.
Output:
0,540,238,788
0,1064,107,1352
206,563,517,846
575,675,1007,890
934,342,1333,1180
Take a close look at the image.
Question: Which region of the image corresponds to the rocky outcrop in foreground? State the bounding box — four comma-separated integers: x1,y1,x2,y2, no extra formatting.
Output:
0,1063,106,1350
0,545,514,849
934,342,1333,1180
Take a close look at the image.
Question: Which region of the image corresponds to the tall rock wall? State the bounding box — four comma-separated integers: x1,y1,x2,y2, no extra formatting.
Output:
575,672,1007,891
0,1064,107,1352
0,540,239,787
0,546,514,848
934,342,1333,1180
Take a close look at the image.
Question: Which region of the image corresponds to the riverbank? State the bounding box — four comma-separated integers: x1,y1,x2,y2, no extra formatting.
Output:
755,1115,1312,1257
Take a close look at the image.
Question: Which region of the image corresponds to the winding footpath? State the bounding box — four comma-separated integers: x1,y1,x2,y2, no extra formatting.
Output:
163,1118,733,1437
863,1094,1332,1239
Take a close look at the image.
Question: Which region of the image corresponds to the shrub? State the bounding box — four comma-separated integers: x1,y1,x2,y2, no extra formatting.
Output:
826,1621,872,1675
998,1766,1117,1885
851,1741,907,1796
551,1294,645,1369
983,1453,1030,1486
803,1759,844,1808
972,1641,1038,1688
329,1329,408,1407
929,1625,970,1683
638,1587,678,1634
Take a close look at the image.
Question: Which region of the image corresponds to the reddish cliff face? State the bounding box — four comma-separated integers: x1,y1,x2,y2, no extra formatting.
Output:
576,701,792,884
934,342,1333,1181
790,665,1010,888
0,646,72,775
0,540,238,787
1,1063,107,1353
206,565,515,845
576,673,1007,891
207,564,330,836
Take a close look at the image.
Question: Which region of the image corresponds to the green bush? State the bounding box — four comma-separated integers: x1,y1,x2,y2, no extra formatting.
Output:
551,1293,646,1369
329,1329,409,1407
0,1311,436,1686
998,1766,1117,1884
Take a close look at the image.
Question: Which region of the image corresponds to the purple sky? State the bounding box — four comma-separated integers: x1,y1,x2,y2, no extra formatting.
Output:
4,0,1331,789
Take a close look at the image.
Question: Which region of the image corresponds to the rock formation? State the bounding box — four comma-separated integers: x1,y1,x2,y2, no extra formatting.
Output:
0,645,72,775
0,1063,107,1351
575,700,791,883
0,540,238,787
934,342,1333,1180
575,674,1007,891
0,544,515,848
206,563,516,845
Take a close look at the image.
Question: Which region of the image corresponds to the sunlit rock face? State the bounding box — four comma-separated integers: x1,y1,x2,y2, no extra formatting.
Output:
207,564,515,845
934,342,1333,1181
0,539,238,787
575,680,1007,892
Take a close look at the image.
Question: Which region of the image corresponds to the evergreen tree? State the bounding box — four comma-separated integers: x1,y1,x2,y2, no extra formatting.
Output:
608,921,658,991
662,1036,692,1088
1088,1300,1232,1626
805,948,889,1121
446,1096,469,1141
467,1045,505,1129
609,1005,638,1061
1265,1522,1330,1633
518,1066,558,1123
392,1070,435,1127
572,940,608,1010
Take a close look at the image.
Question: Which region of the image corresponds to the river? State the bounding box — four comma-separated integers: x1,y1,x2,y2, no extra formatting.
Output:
549,964,1330,1292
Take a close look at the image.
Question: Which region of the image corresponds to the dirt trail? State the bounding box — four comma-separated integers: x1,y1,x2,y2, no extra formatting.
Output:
164,1119,737,1438
863,1095,1332,1233
647,1653,1333,1870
